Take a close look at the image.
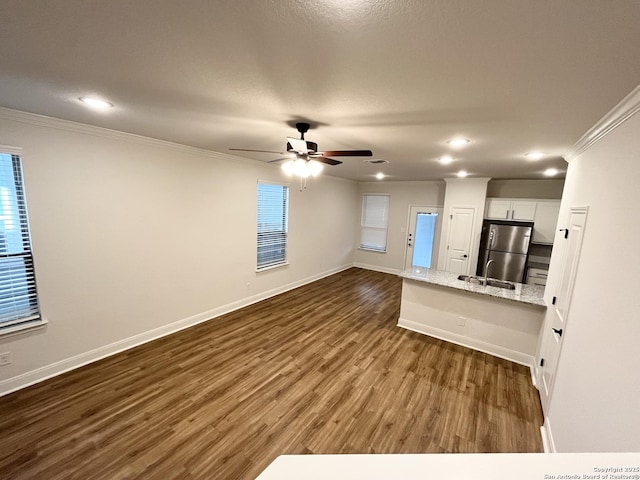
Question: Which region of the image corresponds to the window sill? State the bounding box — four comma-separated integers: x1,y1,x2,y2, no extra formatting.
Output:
358,247,387,253
0,318,49,338
256,262,290,273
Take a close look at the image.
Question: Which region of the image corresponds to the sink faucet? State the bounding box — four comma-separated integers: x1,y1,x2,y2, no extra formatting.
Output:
484,259,495,286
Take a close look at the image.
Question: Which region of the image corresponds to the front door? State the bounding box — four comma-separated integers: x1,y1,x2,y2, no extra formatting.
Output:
404,206,442,270
444,207,475,275
539,207,588,412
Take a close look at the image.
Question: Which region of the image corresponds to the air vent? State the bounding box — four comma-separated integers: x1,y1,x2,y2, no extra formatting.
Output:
363,159,389,165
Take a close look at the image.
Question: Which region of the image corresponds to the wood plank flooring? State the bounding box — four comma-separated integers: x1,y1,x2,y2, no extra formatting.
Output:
0,268,543,479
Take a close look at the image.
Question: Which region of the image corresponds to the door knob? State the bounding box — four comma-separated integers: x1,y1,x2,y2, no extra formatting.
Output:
462,254,468,258
552,327,563,337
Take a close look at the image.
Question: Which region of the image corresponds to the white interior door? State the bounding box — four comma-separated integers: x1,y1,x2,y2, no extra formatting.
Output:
539,207,588,412
404,206,442,270
444,207,475,275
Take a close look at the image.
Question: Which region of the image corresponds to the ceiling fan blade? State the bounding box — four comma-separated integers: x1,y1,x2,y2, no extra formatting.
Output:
229,148,285,154
315,150,373,157
267,157,291,163
286,137,308,154
314,157,342,166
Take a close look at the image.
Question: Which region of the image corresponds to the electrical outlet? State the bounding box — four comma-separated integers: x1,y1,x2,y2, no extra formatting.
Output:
457,316,467,327
0,352,12,366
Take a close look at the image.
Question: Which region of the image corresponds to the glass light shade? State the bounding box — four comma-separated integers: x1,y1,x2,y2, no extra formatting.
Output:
293,158,310,178
281,160,295,176
308,160,323,177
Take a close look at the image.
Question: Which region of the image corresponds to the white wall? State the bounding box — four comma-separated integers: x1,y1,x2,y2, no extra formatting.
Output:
354,181,445,274
436,178,490,274
539,90,640,451
0,108,359,394
487,179,565,199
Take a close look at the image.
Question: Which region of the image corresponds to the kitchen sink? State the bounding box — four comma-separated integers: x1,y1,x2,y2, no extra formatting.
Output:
457,275,516,290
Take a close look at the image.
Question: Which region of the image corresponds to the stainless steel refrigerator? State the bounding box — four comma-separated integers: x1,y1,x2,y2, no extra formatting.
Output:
476,220,533,283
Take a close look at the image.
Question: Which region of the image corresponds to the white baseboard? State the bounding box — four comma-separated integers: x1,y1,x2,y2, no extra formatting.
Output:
353,262,401,276
540,417,556,453
397,317,534,368
0,264,352,397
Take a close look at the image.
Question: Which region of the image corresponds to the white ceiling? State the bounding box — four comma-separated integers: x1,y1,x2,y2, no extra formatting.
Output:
1,1,640,181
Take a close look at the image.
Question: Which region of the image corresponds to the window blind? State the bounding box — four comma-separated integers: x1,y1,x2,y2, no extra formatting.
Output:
257,182,289,269
360,194,389,252
0,153,40,328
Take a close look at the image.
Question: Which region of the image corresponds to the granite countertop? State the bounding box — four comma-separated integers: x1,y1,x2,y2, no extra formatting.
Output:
399,268,546,308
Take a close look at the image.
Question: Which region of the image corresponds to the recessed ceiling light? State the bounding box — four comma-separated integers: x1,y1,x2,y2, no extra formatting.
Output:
525,151,545,160
375,172,385,180
544,168,559,177
439,155,454,165
457,170,468,178
79,96,113,110
447,137,470,148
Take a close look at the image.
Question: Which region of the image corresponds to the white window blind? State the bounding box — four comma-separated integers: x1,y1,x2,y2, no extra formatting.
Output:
360,194,390,252
0,153,40,329
257,182,289,269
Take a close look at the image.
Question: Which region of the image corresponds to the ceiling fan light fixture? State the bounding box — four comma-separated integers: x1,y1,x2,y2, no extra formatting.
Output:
308,160,324,177
281,160,295,176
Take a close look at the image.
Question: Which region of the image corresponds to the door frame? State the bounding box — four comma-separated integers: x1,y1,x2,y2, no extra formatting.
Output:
403,205,443,270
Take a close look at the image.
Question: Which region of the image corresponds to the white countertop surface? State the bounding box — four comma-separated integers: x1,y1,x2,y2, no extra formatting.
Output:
257,453,640,480
400,268,546,308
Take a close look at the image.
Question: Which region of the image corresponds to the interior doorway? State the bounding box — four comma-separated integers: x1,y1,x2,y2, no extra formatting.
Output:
538,207,588,413
404,206,443,271
443,206,476,275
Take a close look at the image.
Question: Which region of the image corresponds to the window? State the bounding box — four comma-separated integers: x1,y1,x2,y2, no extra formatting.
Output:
360,194,390,252
0,152,41,330
257,182,289,270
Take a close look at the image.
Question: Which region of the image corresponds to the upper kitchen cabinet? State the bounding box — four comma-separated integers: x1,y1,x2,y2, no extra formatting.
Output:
485,198,537,221
485,198,561,244
532,200,561,244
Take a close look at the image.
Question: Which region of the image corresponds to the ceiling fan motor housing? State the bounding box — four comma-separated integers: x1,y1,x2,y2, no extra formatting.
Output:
287,140,318,154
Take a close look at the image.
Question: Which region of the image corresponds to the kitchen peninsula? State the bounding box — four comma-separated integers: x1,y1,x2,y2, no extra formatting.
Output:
398,268,546,368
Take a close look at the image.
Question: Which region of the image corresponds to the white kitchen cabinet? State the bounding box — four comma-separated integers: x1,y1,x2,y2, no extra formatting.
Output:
485,199,511,219
532,201,561,244
485,199,537,221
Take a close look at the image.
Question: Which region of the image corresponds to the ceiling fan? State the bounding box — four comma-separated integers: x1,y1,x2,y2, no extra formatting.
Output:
230,122,373,167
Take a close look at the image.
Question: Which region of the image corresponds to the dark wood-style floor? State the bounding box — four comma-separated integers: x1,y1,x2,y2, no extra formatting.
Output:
0,268,543,479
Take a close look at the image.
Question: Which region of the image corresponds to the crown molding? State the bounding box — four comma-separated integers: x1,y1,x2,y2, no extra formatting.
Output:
0,106,257,165
564,85,640,162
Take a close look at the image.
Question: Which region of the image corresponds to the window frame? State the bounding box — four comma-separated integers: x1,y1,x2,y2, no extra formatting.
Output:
256,181,290,271
359,193,390,253
0,146,44,336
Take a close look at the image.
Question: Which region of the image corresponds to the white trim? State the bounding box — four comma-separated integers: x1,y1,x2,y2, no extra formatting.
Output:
530,365,538,389
564,85,640,162
0,145,23,155
353,262,401,276
397,317,534,368
256,262,290,273
0,107,260,166
357,247,387,253
540,417,556,453
0,264,352,397
0,318,48,338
